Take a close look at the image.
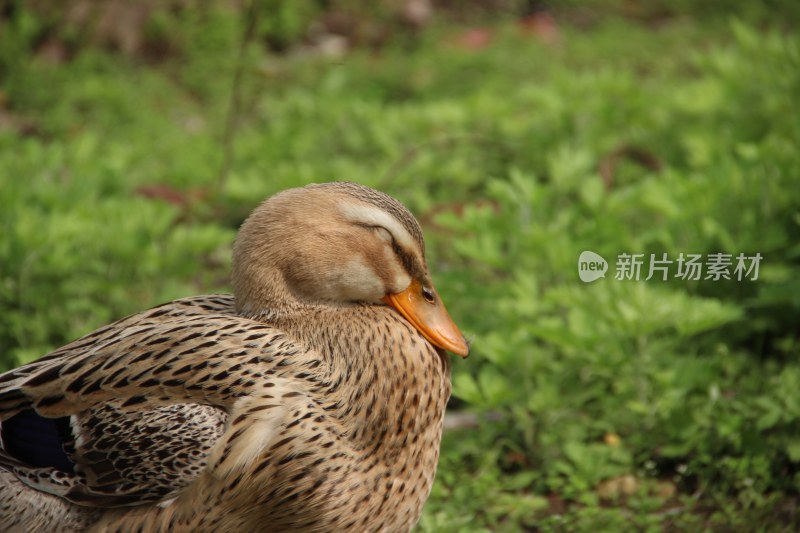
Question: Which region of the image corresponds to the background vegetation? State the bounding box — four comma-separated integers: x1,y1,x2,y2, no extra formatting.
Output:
1,1,798,530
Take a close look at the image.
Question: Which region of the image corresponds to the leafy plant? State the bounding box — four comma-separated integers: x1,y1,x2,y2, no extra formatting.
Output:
1,4,799,531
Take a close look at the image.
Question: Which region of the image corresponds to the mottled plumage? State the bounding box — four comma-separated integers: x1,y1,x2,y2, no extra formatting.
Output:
0,182,468,532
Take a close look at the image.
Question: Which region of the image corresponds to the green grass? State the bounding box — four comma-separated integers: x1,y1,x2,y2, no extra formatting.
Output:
1,5,799,531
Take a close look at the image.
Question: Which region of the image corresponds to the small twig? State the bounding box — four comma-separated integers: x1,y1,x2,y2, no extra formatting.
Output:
443,410,504,431
215,0,259,194
597,144,663,190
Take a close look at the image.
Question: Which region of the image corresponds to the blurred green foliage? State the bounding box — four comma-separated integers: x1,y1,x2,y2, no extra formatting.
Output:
1,1,799,530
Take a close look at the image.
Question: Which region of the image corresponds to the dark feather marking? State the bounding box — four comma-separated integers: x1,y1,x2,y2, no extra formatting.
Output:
129,351,156,365
80,379,104,395
152,364,174,376
252,459,271,476
129,369,152,382
36,395,65,408
247,404,274,413
121,395,147,408
61,358,93,377
178,331,203,344
23,365,63,387
146,307,172,318
228,427,246,442
270,436,296,451
289,466,313,483
193,340,218,351
144,336,172,347
152,347,173,360
101,366,127,384
171,363,195,376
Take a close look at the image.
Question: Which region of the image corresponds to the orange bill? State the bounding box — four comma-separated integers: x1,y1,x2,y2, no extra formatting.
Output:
382,280,469,357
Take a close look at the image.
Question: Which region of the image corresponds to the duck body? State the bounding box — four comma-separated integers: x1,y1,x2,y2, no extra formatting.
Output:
0,183,467,532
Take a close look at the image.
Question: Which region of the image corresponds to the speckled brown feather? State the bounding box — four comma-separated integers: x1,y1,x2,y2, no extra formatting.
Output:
0,183,457,533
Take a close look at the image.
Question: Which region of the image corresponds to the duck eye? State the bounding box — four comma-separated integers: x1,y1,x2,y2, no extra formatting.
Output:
421,287,435,304
374,226,393,243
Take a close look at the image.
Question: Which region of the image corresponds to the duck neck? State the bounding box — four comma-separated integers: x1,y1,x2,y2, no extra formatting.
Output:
264,304,452,460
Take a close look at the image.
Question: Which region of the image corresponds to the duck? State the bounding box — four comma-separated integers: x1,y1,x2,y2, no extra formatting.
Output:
0,182,469,532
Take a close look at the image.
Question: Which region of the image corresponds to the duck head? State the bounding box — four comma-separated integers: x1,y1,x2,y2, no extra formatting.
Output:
232,182,469,357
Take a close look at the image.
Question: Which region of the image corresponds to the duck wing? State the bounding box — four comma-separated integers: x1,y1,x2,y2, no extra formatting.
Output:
1,402,226,506
0,295,311,508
